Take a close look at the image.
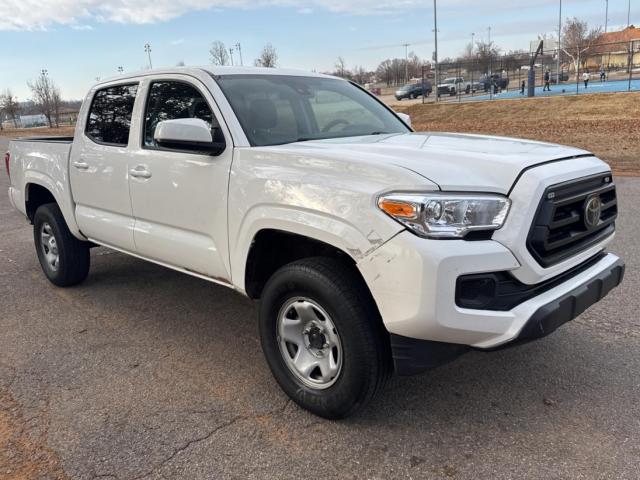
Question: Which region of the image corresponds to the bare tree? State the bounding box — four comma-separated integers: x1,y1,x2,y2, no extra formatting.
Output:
561,18,602,73
176,60,186,66
351,66,370,85
254,43,278,68
334,57,348,78
209,41,230,66
0,89,20,128
27,71,62,128
474,40,501,74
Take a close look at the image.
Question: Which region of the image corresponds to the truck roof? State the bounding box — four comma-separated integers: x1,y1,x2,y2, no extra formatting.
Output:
95,66,338,87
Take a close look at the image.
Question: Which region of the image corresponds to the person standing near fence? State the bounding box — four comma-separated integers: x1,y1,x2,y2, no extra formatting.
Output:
543,69,551,91
521,79,526,95
583,70,590,89
600,66,606,82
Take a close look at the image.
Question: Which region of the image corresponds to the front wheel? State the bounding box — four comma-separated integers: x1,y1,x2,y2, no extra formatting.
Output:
259,257,391,419
33,203,90,287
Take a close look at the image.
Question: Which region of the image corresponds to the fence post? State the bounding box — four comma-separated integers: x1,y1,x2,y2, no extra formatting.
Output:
576,49,580,95
629,40,634,92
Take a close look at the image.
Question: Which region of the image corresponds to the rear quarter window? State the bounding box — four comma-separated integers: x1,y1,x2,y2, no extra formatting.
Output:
85,84,138,146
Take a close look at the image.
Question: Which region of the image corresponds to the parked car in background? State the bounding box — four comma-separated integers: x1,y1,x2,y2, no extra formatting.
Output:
465,80,484,94
436,77,468,96
394,81,432,100
480,74,510,92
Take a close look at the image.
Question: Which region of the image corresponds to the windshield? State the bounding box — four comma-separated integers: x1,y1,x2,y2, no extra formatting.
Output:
443,78,456,84
215,74,410,146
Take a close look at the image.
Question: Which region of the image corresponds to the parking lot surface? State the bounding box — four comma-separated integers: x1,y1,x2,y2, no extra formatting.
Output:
1,136,639,479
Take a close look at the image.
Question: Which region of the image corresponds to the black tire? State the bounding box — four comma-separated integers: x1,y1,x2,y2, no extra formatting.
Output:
259,257,391,419
33,203,90,287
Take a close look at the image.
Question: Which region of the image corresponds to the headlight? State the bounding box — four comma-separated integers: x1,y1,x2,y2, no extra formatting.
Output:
378,193,511,239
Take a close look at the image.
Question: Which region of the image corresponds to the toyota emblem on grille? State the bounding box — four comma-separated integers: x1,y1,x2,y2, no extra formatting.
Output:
584,196,602,229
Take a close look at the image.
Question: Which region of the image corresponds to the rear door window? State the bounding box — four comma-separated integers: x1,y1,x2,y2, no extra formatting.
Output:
85,84,138,146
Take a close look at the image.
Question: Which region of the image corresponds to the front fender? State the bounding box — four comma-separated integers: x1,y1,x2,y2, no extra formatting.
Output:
230,204,403,294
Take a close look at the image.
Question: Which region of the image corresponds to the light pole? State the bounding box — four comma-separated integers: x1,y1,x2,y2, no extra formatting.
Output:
605,0,609,33
144,43,152,69
470,33,475,96
488,26,493,99
403,43,410,83
557,0,562,84
229,47,234,66
628,0,632,27
41,69,48,77
433,0,439,101
235,43,243,66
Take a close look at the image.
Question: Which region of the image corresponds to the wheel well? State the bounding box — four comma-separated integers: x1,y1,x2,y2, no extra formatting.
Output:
25,184,56,222
244,230,356,299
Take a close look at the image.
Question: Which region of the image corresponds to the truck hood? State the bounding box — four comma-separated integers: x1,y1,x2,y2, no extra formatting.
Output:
280,133,591,195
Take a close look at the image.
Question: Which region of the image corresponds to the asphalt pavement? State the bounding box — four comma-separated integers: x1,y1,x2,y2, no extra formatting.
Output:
1,137,639,479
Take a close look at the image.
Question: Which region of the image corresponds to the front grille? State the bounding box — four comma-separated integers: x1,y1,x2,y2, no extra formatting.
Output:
527,173,617,267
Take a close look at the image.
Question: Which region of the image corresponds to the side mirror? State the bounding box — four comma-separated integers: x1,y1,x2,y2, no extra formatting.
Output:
395,112,411,127
154,118,225,155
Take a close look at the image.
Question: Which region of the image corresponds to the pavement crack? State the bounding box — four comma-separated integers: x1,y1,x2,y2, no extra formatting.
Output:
132,415,245,479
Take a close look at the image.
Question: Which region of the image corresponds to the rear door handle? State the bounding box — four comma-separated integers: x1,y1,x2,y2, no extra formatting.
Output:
130,165,152,179
72,160,89,170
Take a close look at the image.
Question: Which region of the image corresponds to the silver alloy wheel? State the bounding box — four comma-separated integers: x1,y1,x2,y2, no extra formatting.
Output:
277,297,343,390
40,222,60,272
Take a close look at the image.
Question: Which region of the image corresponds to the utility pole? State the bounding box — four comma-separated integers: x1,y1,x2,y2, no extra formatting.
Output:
488,26,493,99
402,43,410,83
144,43,152,69
557,0,562,84
235,43,243,66
229,47,234,66
433,0,439,102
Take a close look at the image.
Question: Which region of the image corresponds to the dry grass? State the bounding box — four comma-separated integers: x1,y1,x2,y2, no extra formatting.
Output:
396,91,640,176
0,126,75,138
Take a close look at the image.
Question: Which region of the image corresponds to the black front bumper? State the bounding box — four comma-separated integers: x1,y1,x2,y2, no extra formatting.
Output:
391,257,625,376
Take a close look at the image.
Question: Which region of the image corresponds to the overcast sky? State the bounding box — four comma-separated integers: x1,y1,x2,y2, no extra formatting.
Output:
0,0,636,100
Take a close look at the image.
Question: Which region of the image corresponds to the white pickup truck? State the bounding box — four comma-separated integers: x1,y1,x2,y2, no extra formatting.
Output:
5,67,624,418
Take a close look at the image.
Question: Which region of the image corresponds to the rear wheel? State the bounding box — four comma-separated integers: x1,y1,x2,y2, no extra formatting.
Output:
259,257,391,419
33,203,90,287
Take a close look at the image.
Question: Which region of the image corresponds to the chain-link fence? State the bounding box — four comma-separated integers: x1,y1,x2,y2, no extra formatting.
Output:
420,39,640,103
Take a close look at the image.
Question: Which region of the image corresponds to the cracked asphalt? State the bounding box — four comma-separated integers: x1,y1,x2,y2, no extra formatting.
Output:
1,136,639,479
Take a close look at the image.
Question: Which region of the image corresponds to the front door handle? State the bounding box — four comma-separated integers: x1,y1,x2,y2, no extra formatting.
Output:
72,160,89,170
130,166,152,179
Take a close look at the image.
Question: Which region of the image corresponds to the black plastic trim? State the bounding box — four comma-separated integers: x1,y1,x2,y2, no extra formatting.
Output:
489,257,625,350
391,255,624,375
456,252,606,311
390,335,469,376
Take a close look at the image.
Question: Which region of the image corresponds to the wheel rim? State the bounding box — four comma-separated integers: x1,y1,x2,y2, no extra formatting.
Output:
40,222,60,272
276,297,343,390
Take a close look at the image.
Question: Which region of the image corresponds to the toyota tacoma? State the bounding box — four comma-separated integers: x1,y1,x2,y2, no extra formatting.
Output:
5,67,624,418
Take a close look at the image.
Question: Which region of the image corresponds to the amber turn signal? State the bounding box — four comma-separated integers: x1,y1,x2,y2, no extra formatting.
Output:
378,198,418,219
